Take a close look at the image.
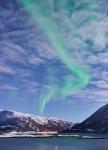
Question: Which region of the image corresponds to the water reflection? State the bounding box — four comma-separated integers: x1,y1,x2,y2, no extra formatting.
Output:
38,144,59,150
54,145,59,150
0,137,108,150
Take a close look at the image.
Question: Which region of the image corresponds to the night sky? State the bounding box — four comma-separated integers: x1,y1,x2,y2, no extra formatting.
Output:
0,0,108,122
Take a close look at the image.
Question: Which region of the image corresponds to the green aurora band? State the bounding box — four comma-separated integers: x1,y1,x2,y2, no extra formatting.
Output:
20,0,102,114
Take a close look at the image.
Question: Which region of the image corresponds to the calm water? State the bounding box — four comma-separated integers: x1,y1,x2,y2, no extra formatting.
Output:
0,137,108,150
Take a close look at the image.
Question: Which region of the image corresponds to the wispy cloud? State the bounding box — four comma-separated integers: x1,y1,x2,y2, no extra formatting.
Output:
0,0,108,108
0,63,14,74
0,84,18,91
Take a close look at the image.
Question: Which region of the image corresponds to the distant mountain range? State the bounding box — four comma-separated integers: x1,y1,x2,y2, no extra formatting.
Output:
1,104,108,133
0,110,73,133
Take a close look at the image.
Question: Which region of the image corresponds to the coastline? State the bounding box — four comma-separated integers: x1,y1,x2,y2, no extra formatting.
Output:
0,132,105,139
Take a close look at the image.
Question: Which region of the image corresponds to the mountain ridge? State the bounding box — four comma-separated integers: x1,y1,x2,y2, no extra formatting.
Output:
0,109,73,133
1,104,108,133
71,104,108,133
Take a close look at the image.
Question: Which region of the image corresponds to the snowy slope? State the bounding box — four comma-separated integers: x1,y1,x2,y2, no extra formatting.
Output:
0,110,73,132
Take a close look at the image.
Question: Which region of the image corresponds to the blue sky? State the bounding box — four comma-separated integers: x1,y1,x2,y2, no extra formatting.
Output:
0,0,108,122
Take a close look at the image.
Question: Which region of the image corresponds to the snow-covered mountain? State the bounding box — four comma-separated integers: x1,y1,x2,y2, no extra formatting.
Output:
0,110,73,132
72,104,108,133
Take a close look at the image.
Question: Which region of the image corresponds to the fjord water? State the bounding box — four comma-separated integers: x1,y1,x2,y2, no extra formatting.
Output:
0,137,108,150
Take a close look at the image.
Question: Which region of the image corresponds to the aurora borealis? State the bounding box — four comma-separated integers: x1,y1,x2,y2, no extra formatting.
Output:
0,0,108,121
20,0,104,113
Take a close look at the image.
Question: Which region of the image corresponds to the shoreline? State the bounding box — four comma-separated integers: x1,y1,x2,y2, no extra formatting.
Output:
0,133,105,139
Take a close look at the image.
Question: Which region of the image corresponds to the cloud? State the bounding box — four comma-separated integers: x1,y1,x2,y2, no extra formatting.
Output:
28,55,46,65
95,80,108,89
88,53,108,65
70,88,108,103
0,63,14,74
0,1,57,70
0,41,27,64
0,84,18,91
101,71,108,81
0,0,108,107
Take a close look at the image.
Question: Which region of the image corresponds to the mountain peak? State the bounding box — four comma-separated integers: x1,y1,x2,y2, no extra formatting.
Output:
73,104,108,132
0,109,73,133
